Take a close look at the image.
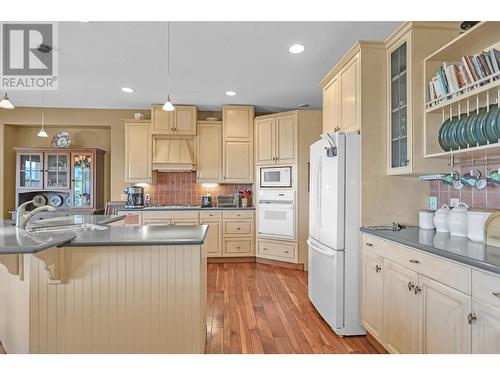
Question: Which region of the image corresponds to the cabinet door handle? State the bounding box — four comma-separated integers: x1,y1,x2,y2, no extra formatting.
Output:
408,281,415,292
236,227,241,230
365,243,373,247
236,246,241,249
284,250,289,254
375,265,382,273
414,286,422,295
263,248,269,251
409,259,420,264
467,313,477,325
493,292,500,299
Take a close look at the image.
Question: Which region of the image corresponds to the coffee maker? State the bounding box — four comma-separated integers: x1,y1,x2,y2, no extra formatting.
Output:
124,186,145,208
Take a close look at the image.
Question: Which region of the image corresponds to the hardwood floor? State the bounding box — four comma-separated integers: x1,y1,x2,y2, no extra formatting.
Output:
204,262,382,354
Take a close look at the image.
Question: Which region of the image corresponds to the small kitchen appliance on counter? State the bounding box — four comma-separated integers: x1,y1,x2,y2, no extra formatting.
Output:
124,186,145,208
217,194,240,208
201,194,213,208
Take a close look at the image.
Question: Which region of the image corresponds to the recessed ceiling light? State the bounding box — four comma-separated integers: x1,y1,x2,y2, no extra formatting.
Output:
289,44,305,54
225,91,237,96
121,87,134,93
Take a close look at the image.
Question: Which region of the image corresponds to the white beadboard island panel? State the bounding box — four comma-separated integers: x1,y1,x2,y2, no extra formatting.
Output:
0,244,206,353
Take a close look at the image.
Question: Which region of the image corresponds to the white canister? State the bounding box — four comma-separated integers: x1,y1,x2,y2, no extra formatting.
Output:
419,209,435,230
467,209,494,243
433,204,450,233
448,202,469,237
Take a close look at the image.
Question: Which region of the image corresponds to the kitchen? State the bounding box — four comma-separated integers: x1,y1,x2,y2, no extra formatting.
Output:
0,11,500,370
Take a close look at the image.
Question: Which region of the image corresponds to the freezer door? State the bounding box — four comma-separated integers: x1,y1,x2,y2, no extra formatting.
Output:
307,237,344,330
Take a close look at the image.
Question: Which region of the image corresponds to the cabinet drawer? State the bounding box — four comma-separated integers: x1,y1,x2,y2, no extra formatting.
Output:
362,234,384,256
223,210,254,219
224,221,253,236
143,218,170,226
224,239,254,255
384,241,471,294
257,239,297,261
472,270,500,309
200,210,222,220
142,210,199,220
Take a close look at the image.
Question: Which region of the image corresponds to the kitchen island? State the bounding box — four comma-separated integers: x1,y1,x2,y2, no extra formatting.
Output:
0,215,208,354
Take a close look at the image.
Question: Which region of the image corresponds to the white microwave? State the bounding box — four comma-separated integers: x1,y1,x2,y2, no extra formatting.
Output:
260,166,292,188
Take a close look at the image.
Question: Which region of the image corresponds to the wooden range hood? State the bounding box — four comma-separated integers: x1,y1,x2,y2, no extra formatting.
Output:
152,138,196,172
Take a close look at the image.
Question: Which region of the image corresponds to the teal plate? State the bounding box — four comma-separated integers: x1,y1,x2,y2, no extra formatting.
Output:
456,116,468,148
475,108,489,146
486,105,500,142
438,118,451,151
483,104,498,143
465,112,479,146
495,107,500,141
444,117,459,150
448,117,461,150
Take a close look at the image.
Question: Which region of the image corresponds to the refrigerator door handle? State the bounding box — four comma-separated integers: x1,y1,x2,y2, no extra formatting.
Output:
315,156,322,227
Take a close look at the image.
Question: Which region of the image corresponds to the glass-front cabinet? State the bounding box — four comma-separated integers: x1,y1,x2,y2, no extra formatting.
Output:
15,148,105,213
44,152,70,189
71,152,93,208
388,37,410,174
17,152,43,190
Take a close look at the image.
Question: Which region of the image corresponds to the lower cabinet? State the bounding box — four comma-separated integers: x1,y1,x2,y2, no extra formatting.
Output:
201,219,223,257
419,275,470,354
362,234,500,354
256,238,298,262
361,250,384,344
383,260,419,354
138,209,255,258
471,300,500,353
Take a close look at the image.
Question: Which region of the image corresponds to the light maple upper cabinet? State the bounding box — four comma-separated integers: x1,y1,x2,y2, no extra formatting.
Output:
124,120,152,183
255,112,298,165
322,76,340,133
339,55,360,132
255,117,275,165
151,104,197,135
385,22,459,175
196,121,222,183
320,52,360,133
222,105,255,183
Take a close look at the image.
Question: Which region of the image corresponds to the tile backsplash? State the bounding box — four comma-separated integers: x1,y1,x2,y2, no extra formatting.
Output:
143,172,252,206
430,160,500,209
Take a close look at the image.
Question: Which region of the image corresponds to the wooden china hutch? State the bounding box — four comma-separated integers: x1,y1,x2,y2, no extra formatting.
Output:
14,148,105,214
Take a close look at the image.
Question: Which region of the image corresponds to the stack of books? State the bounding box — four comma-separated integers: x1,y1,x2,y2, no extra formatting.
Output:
428,48,500,104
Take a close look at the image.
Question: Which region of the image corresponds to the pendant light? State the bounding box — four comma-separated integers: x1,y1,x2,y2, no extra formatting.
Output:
37,113,48,137
37,90,48,137
0,92,14,109
162,22,175,112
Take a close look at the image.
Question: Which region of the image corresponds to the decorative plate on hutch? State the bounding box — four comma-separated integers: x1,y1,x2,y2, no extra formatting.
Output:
51,132,71,148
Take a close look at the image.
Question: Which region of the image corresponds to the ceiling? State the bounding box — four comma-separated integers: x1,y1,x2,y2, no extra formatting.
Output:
6,21,401,112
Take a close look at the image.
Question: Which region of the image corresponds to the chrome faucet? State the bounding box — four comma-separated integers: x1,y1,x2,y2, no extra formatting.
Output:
15,200,56,229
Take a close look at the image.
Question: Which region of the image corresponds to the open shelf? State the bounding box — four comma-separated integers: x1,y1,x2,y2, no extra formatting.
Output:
424,22,500,160
425,142,500,160
425,73,500,113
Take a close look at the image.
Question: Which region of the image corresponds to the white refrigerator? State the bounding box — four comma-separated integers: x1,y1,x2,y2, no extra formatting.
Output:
308,132,365,336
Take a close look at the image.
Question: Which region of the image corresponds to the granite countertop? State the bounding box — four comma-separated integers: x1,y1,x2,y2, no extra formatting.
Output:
62,225,208,247
117,206,255,211
360,226,500,275
1,215,208,254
